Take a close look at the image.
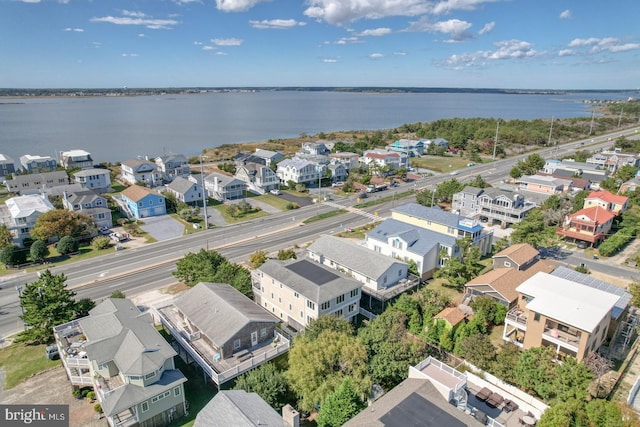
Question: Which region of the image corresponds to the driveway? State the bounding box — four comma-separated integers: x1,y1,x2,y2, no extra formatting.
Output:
138,215,184,241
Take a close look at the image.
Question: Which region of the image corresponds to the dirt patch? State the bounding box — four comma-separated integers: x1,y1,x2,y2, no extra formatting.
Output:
0,366,106,427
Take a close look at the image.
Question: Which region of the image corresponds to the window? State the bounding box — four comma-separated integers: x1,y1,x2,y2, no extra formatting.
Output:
336,295,345,304
151,391,171,403
348,304,356,313
334,309,343,316
504,261,511,267
533,313,540,322
144,371,156,380
141,402,149,413
321,301,330,310
300,311,304,318
233,339,241,350
350,289,359,298
260,328,267,338
174,387,181,397
307,300,315,310
294,292,299,298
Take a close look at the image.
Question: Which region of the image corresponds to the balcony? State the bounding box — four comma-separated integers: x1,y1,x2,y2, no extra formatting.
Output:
505,307,528,328
95,373,125,401
112,408,138,427
543,326,581,349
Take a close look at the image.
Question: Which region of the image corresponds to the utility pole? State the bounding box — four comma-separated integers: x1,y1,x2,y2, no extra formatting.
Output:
199,154,209,230
547,116,554,147
618,107,624,128
492,120,500,161
589,111,595,135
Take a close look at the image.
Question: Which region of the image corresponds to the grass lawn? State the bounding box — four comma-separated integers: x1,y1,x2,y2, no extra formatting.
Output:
212,205,269,224
253,194,291,210
302,209,347,224
0,342,60,389
426,278,464,305
354,190,415,209
334,222,379,240
411,155,483,173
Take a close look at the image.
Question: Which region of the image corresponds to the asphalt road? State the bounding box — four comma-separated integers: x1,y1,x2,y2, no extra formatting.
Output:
1,126,638,339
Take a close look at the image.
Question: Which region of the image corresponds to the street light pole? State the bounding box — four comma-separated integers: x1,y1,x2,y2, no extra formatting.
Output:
15,285,25,330
492,120,500,161
199,155,209,230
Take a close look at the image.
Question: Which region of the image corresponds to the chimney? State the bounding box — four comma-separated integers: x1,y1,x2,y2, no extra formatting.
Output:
282,404,299,427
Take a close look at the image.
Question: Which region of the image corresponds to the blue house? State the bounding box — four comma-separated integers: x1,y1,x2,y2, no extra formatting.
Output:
121,184,166,219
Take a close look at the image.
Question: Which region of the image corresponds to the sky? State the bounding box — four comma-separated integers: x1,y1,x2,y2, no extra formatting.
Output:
1,0,639,90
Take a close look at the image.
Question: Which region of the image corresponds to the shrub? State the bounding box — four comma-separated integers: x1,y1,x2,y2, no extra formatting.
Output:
57,236,79,255
94,403,102,414
598,228,636,257
286,203,300,210
92,236,111,250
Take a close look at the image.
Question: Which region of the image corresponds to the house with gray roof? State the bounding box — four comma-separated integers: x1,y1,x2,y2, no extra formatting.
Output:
5,170,69,195
204,172,246,201
120,158,163,186
2,194,54,247
235,161,280,194
194,390,297,427
59,149,93,169
155,283,289,387
164,176,203,205
63,188,112,229
276,159,318,185
155,154,190,182
452,186,536,226
19,154,57,173
253,258,363,331
73,168,112,193
53,298,187,427
0,154,16,180
253,148,284,165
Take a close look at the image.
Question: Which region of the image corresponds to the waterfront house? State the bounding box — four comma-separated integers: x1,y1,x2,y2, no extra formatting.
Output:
234,161,280,194
299,141,330,156
276,159,318,186
120,159,163,186
73,168,112,193
0,154,16,179
164,176,203,205
121,185,166,219
53,298,187,427
59,149,93,169
154,283,289,387
3,194,54,247
388,139,425,157
253,148,284,165
204,172,246,201
252,258,363,332
329,152,360,170
5,170,69,195
19,154,57,173
361,150,402,173
556,206,615,247
62,189,112,229
155,154,190,182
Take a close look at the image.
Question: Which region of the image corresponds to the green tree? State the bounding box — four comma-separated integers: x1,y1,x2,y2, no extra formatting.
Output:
211,261,253,298
552,356,592,402
173,249,226,286
435,179,464,204
516,153,545,175
110,290,126,299
30,240,49,263
492,237,510,254
491,342,521,385
248,250,269,268
316,377,366,427
0,224,13,248
415,189,436,207
0,244,27,267
615,164,639,183
233,362,289,411
510,166,523,179
537,398,587,427
510,209,557,248
91,236,111,250
17,270,79,343
434,237,483,291
570,190,589,213
74,298,96,318
584,400,624,427
56,235,79,255
277,248,297,261
468,175,489,189
515,346,556,400
459,334,496,371
31,209,95,241
286,317,371,413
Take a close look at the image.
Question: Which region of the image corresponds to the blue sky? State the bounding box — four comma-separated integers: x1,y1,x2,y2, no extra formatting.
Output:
1,0,639,89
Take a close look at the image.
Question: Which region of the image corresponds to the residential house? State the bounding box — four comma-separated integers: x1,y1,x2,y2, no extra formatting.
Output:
388,139,425,157
502,272,619,361
73,168,112,193
2,194,54,247
538,172,591,191
154,283,289,387
361,150,403,173
5,171,69,195
63,189,112,229
155,154,190,182
586,150,640,174
299,141,330,156
194,390,297,427
253,148,284,165
234,161,279,194
584,190,629,215
327,163,347,183
121,185,166,219
252,258,363,332
52,298,187,427
345,356,546,427
543,159,608,188
204,172,246,201
433,307,467,334
164,176,203,205
517,174,572,195
452,186,536,226
19,154,57,172
0,154,16,179
120,159,163,186
620,176,640,194
276,159,318,186
422,137,449,150
492,243,540,270
59,149,93,169
329,152,360,170
556,206,615,247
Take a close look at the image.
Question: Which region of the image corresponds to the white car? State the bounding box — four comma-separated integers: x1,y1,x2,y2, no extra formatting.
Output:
270,189,282,195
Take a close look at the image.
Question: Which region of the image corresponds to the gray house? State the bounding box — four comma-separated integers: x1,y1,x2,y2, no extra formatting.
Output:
5,170,70,195
164,176,203,205
0,154,16,179
19,154,57,172
235,161,280,194
452,186,536,226
155,154,190,182
73,168,112,193
63,189,112,229
204,172,246,201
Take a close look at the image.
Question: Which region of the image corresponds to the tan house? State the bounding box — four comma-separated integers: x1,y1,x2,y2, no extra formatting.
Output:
584,190,629,215
517,175,572,194
502,272,619,361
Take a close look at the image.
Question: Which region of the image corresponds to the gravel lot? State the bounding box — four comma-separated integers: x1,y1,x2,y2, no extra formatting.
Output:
0,366,106,427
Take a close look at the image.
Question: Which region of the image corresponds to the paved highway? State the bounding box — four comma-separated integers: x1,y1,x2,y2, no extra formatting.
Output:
0,127,638,339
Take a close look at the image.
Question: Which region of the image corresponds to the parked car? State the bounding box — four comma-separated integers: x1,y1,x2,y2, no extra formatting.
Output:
45,345,59,360
331,181,344,187
270,189,282,195
576,241,588,249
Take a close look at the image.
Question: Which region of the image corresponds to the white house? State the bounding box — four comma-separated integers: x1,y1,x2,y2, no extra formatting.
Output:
59,149,93,169
276,159,318,185
73,168,112,193
4,194,54,247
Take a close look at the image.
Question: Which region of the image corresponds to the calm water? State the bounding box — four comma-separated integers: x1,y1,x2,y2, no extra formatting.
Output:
0,90,634,164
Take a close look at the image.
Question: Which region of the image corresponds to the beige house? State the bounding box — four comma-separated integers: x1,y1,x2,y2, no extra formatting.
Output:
584,190,629,215
252,258,363,331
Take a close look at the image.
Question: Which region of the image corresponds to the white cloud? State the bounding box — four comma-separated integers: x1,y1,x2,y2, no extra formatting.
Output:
406,17,472,41
323,58,339,63
558,49,573,57
393,51,407,56
194,41,203,45
211,38,243,46
358,27,392,37
304,0,431,25
173,0,203,4
92,42,101,48
202,46,216,50
64,28,84,32
90,14,179,30
215,0,269,12
568,37,640,54
369,53,384,59
478,21,494,35
138,33,145,37
18,0,41,3
249,19,306,29
121,53,139,57
442,39,540,68
335,36,361,45
215,52,228,55
559,9,571,19
431,0,500,15
122,10,147,18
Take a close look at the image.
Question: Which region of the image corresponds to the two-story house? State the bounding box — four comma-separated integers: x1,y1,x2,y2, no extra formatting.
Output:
20,154,57,173
556,206,615,247
252,258,363,332
120,159,163,186
155,154,190,183
0,154,16,179
5,171,70,195
327,163,348,183
502,272,620,361
543,159,608,188
276,159,318,186
73,168,112,193
388,139,425,157
584,190,629,216
235,161,280,194
586,150,640,174
299,142,330,156
63,189,112,229
59,149,93,170
253,148,284,165
164,176,203,205
3,194,54,247
452,186,536,226
121,185,166,219
361,150,403,174
329,152,360,170
517,174,573,195
155,282,289,387
53,298,187,427
204,172,246,201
